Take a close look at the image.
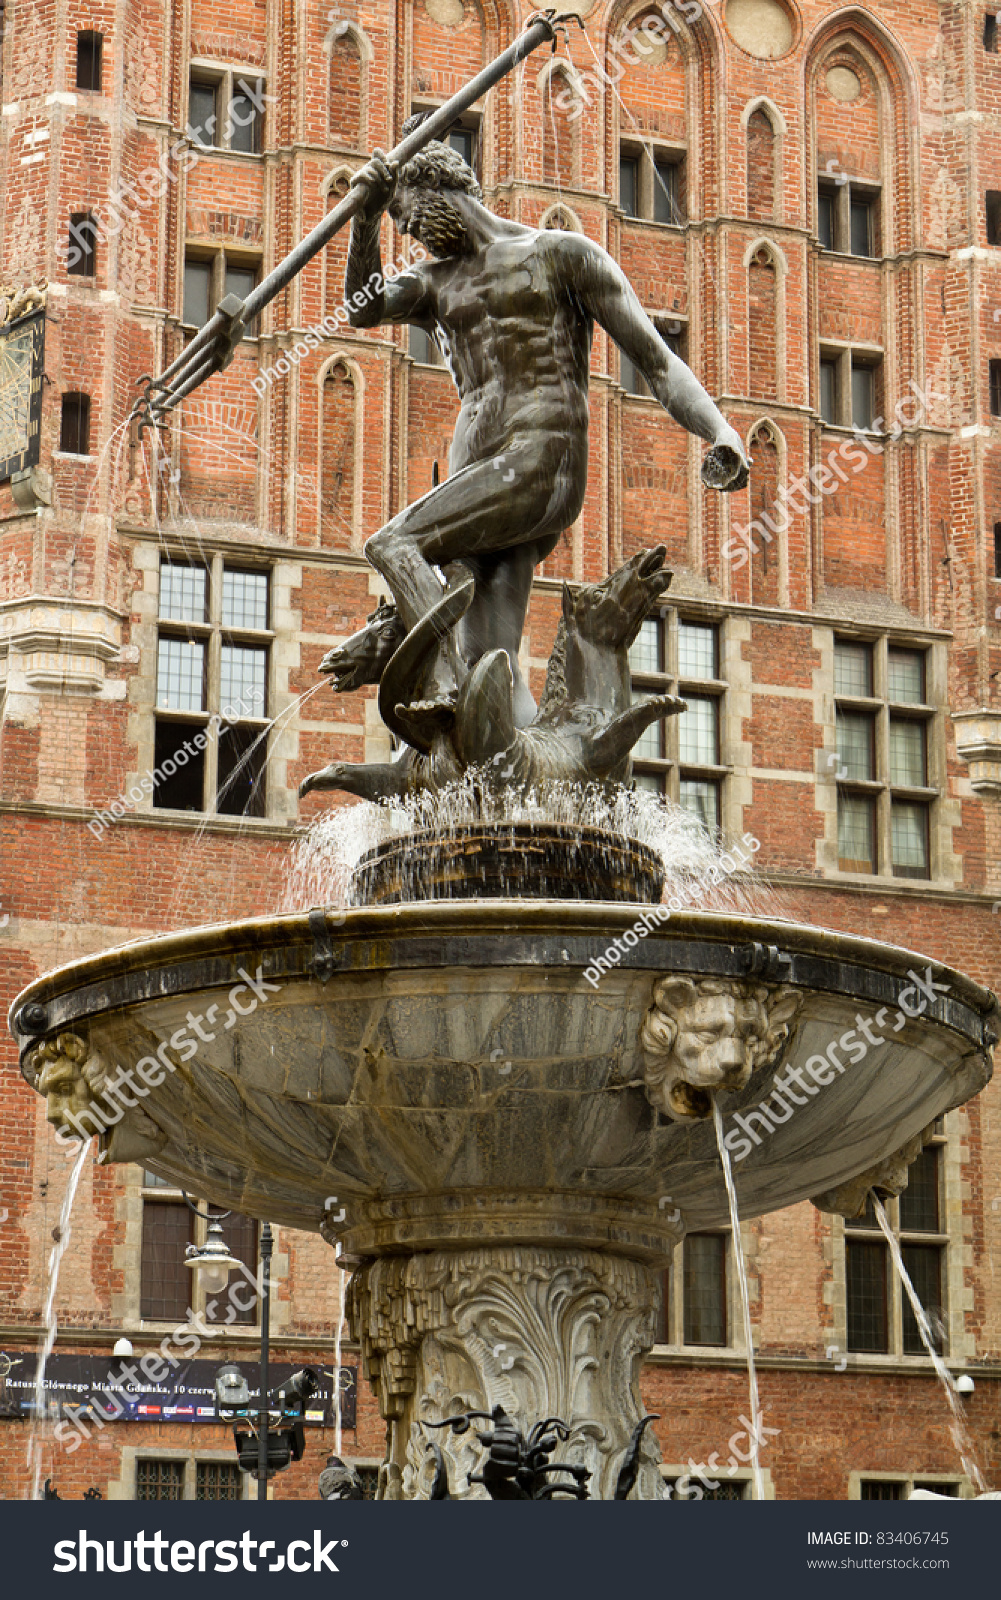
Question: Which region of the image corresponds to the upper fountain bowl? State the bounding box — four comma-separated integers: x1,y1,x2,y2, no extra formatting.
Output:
11,903,996,1266
349,823,666,905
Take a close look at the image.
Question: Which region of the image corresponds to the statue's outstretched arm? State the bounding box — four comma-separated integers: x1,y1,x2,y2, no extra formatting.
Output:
570,238,749,492
345,151,433,330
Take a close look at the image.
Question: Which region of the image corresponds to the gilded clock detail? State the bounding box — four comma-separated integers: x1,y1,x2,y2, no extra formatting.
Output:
0,280,47,485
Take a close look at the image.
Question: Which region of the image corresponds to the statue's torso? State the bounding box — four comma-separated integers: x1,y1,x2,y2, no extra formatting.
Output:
419,231,592,471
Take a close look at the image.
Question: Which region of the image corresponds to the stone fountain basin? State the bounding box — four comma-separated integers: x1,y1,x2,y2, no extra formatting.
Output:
11,904,996,1264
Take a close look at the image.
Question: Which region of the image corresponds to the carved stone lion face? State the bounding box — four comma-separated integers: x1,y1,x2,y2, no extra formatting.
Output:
640,977,802,1122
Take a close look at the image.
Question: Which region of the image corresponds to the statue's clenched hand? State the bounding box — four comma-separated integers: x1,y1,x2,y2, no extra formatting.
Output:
350,150,399,223
701,427,751,493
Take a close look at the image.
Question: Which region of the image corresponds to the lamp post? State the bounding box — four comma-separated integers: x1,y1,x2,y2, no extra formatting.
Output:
256,1221,273,1502
184,1198,274,1501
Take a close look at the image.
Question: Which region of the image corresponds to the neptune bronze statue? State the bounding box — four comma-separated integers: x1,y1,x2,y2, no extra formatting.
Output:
300,120,749,804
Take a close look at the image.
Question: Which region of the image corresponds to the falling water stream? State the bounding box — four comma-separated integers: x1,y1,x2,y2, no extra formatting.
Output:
26,1139,92,1499
333,1243,347,1459
871,1193,988,1493
712,1100,766,1502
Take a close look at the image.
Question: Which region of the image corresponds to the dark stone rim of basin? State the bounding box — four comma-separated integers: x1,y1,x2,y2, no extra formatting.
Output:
10,904,999,1067
349,823,666,906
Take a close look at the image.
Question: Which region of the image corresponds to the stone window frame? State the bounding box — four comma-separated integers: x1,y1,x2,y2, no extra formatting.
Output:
828,632,944,883
186,61,267,156
817,339,884,432
111,1445,255,1502
153,550,273,818
138,1169,263,1333
181,246,263,339
661,1465,775,1501
848,1470,973,1500
656,1229,741,1355
817,174,882,259
618,136,687,226
628,608,731,839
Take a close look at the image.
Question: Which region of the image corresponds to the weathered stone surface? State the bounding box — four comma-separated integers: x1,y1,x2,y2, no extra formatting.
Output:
810,1124,938,1220
349,1246,663,1500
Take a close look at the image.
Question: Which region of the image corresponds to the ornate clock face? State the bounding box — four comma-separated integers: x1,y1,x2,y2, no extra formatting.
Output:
0,310,45,483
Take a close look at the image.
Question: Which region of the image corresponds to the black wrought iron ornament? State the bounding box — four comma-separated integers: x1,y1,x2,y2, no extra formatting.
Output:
426,1405,591,1500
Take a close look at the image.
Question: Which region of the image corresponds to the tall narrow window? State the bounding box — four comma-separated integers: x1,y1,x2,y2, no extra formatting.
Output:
188,79,219,148
846,1239,888,1352
409,326,442,366
746,108,775,222
228,79,263,154
75,30,103,91
991,359,1001,415
988,191,1001,247
449,127,475,170
988,14,1000,52
748,249,777,401
994,522,1001,577
851,361,875,429
683,1234,727,1347
67,213,98,278
629,614,725,824
140,1200,193,1322
329,30,362,147
820,359,839,424
619,155,639,218
844,1134,949,1358
59,393,90,454
620,351,649,396
850,195,874,257
155,559,269,816
653,159,681,225
818,190,835,251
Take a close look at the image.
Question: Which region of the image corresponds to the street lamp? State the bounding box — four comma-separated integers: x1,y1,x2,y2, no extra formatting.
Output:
184,1216,244,1295
184,1198,274,1502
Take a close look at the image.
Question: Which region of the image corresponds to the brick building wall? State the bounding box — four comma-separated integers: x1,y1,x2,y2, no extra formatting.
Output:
1,0,999,1500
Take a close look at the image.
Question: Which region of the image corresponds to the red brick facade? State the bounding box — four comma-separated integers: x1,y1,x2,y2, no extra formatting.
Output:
1,0,1000,1501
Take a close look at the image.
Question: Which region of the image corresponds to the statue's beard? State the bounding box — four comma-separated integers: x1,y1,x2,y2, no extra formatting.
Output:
400,193,471,258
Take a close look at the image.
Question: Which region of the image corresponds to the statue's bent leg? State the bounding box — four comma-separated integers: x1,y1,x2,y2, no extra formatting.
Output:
363,432,582,636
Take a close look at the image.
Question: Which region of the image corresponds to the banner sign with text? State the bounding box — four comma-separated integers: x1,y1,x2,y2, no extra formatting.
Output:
0,1352,356,1429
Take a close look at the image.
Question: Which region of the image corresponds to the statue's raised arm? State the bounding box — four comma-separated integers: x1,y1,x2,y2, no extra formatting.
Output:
558,232,750,493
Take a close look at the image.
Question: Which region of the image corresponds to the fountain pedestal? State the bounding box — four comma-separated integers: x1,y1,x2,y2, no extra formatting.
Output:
351,1245,663,1501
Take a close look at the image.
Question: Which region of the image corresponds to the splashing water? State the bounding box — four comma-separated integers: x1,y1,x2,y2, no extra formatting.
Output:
26,1139,91,1499
284,779,786,919
871,1193,988,1493
712,1100,766,1502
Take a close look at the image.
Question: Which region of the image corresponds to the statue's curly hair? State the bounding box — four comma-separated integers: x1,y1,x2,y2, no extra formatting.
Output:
395,112,483,200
